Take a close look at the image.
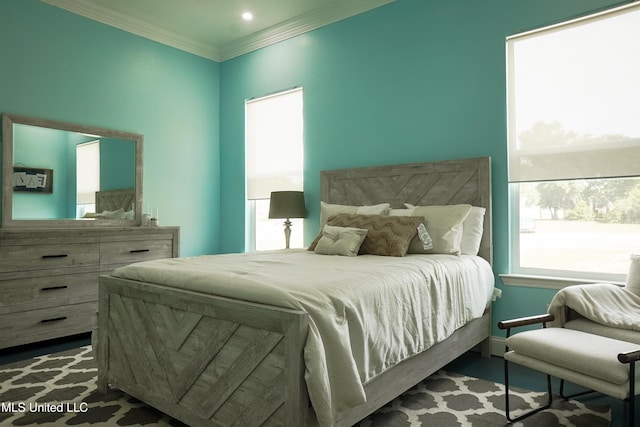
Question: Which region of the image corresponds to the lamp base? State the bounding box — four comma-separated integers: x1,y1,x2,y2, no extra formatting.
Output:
283,219,292,249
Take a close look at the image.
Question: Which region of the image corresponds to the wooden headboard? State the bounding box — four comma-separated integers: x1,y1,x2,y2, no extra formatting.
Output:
95,188,135,213
320,157,492,264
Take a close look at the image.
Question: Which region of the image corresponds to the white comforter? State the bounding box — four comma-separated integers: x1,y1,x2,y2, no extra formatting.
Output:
548,283,640,330
112,250,495,426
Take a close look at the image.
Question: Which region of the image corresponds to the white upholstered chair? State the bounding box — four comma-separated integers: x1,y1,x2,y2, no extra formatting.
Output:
498,313,640,427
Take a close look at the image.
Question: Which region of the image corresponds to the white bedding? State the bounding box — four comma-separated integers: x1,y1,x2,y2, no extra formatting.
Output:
112,249,495,426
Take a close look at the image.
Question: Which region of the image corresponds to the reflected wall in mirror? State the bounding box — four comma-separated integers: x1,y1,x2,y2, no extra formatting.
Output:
2,113,143,228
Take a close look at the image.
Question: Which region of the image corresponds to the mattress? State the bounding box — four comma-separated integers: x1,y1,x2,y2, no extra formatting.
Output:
112,249,495,425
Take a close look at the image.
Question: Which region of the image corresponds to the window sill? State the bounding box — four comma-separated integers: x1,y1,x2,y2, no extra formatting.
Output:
499,274,624,290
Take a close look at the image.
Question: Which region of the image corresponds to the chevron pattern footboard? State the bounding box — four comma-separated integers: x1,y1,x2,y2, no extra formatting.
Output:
97,276,309,427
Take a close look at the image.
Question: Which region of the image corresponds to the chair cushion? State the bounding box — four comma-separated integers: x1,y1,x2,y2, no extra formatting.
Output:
506,328,639,385
565,318,640,345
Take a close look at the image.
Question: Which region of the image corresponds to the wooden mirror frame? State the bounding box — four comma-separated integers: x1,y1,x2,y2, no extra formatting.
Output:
1,113,143,228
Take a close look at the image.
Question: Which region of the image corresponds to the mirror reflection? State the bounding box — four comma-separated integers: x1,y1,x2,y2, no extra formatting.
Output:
12,123,136,220
2,113,143,227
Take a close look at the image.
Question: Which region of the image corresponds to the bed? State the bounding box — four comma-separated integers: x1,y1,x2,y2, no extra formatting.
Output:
82,188,135,219
95,188,135,213
96,156,495,427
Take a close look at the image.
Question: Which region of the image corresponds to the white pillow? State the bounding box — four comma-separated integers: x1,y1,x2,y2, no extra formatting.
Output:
626,254,640,296
314,225,368,257
388,208,413,216
402,204,472,255
319,202,390,228
460,206,486,255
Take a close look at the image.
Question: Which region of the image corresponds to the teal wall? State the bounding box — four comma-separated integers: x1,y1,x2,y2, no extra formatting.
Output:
0,0,220,256
100,138,136,192
219,0,623,336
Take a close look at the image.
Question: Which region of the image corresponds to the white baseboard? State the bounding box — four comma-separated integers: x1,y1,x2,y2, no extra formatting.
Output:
471,336,506,357
490,336,506,356
489,336,506,357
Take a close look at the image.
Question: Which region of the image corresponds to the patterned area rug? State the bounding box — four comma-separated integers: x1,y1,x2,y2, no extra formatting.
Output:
0,346,611,426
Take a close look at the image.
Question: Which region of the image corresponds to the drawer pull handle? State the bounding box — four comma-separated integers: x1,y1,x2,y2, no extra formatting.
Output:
41,285,68,292
40,316,67,324
42,254,68,259
130,249,151,253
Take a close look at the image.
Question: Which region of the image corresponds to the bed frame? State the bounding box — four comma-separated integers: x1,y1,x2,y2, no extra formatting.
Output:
97,156,493,427
95,188,135,213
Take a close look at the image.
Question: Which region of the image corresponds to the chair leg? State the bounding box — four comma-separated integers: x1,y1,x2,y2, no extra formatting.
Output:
557,361,636,427
626,396,635,427
559,379,597,400
628,363,635,427
504,357,553,422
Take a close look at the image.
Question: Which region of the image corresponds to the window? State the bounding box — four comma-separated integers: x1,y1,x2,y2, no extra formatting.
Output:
507,3,640,282
76,140,100,218
245,88,304,251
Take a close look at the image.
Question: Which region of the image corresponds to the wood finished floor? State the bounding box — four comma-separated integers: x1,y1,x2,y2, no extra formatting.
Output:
1,335,636,426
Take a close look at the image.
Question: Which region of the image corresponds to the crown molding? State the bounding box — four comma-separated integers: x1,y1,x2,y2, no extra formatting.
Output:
42,0,395,62
42,0,220,60
218,0,397,61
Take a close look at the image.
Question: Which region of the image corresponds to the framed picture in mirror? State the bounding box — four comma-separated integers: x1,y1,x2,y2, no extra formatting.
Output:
13,167,53,193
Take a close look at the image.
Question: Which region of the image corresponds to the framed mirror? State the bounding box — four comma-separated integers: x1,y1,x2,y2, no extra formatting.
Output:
2,113,143,228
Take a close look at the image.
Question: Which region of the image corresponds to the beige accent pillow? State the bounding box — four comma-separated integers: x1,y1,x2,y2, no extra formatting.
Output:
310,214,423,257
319,202,390,229
401,204,472,255
314,225,368,257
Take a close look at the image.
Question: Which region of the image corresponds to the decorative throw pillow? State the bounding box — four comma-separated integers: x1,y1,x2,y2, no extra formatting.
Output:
310,213,424,257
319,202,391,229
314,225,368,257
389,208,433,250
460,206,486,255
401,204,472,255
626,254,640,296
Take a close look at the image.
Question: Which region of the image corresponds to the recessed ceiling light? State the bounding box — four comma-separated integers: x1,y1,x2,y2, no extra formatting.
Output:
242,11,253,21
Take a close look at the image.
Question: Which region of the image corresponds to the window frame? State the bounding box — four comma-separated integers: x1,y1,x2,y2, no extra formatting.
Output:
244,87,304,251
506,3,640,285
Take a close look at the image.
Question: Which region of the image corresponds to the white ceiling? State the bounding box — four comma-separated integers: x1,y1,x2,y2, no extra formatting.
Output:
42,0,395,62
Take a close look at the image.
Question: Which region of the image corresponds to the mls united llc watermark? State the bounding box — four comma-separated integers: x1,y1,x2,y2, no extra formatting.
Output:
1,401,88,413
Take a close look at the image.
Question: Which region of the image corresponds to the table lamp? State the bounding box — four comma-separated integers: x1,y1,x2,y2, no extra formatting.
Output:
268,191,306,249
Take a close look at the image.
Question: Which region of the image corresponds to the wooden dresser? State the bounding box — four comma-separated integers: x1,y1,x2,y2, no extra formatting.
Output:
0,226,179,349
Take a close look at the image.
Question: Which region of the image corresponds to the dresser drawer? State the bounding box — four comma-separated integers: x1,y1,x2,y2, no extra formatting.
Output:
0,243,99,273
0,271,98,310
0,302,97,349
100,239,173,267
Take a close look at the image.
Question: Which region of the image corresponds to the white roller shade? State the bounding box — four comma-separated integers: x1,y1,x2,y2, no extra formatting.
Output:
76,140,100,204
507,2,640,183
246,88,303,200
